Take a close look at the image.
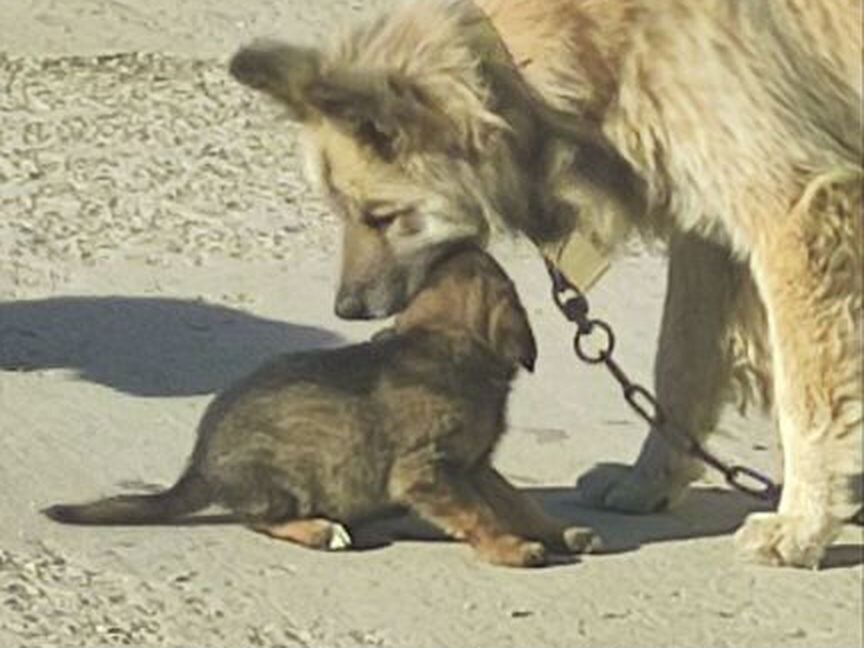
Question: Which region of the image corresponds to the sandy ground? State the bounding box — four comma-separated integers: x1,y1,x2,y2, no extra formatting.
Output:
1,1,862,647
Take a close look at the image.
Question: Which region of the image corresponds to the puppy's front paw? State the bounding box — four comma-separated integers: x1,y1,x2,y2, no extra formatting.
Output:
370,327,397,342
562,526,602,554
479,535,547,568
734,512,833,569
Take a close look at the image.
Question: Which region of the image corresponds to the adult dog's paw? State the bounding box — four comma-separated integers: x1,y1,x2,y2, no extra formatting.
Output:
575,462,691,513
734,512,831,569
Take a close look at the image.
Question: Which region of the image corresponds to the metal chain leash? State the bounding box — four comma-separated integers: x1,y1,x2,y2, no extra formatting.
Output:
544,259,782,503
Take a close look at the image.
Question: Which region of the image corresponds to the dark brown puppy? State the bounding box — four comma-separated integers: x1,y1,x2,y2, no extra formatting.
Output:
45,249,597,567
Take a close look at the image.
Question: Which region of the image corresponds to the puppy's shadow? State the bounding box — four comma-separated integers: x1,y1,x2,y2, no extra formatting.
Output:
526,487,861,567
352,486,778,553
104,482,862,567
821,544,864,570
535,487,861,567
0,297,343,396
531,486,769,552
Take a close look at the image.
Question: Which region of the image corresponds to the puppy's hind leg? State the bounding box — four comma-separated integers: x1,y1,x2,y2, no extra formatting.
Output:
217,463,352,552
390,460,547,568
255,519,353,551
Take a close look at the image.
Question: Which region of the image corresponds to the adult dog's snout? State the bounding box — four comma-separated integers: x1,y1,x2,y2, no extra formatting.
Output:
334,291,371,320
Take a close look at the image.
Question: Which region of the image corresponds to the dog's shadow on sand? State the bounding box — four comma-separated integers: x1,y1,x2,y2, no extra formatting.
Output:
351,486,863,569
0,296,343,396
351,486,762,553
97,482,862,568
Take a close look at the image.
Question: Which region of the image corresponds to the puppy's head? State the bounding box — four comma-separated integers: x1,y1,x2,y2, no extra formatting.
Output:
393,248,537,372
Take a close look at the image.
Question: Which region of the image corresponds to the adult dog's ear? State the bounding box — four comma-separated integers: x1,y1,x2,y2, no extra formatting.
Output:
230,41,324,121
489,290,538,372
230,40,447,154
307,70,448,157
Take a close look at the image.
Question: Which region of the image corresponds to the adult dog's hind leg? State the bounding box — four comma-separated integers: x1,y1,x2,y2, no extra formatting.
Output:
577,232,747,512
734,171,863,568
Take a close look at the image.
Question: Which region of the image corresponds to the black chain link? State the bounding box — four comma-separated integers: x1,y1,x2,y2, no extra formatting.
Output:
545,259,782,503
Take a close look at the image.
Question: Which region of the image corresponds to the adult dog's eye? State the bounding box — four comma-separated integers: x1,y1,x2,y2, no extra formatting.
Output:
362,211,399,231
362,205,416,231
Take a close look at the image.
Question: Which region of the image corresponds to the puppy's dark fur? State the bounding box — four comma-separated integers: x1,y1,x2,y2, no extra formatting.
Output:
45,249,597,567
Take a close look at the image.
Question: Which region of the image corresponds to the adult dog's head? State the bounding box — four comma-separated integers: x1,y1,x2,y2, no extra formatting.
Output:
230,1,548,319
230,1,640,319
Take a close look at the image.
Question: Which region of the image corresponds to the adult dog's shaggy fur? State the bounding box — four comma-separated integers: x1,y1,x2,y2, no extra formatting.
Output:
229,0,863,567
45,249,598,568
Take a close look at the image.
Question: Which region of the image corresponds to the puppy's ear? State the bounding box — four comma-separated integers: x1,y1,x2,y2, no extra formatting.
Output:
489,290,538,372
230,41,325,121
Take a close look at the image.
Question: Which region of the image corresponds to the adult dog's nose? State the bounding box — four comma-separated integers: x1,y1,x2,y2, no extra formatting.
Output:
334,293,369,320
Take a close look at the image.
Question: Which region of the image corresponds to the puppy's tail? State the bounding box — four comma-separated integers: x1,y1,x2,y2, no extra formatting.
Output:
42,471,211,525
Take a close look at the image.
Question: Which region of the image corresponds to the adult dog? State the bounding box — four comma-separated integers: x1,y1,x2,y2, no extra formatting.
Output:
230,0,863,568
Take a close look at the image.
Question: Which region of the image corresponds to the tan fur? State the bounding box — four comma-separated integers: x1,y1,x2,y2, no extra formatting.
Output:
230,0,863,567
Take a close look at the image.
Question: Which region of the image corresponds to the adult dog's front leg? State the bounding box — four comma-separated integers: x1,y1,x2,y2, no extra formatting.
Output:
734,171,862,568
578,232,749,512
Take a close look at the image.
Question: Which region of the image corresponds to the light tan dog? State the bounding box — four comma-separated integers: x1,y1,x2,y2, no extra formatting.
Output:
45,248,598,567
229,0,863,567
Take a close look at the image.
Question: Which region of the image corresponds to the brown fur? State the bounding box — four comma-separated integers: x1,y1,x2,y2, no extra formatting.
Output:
228,0,862,567
44,249,598,568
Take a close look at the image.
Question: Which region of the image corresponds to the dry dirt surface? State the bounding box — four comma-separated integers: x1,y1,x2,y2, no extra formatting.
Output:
1,1,862,647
